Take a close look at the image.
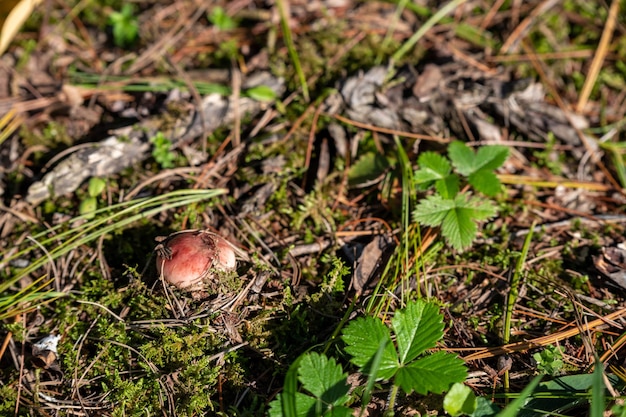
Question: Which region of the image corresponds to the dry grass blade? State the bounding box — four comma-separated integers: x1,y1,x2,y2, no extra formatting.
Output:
576,0,620,113
332,113,449,143
463,308,626,361
500,0,560,54
0,107,22,145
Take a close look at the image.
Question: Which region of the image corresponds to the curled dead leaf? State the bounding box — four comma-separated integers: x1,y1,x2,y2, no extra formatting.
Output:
0,0,43,56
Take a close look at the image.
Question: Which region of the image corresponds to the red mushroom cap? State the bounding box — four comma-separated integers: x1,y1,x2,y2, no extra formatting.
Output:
155,230,237,290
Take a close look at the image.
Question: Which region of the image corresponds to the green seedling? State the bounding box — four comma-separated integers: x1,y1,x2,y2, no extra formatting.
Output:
79,177,106,219
412,141,509,251
208,6,237,31
533,345,565,376
150,131,176,169
108,4,139,48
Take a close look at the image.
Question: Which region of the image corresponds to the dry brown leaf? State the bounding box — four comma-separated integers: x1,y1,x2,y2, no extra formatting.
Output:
0,0,42,56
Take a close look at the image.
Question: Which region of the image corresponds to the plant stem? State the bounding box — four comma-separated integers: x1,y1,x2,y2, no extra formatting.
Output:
394,136,415,301
385,384,401,416
503,221,535,392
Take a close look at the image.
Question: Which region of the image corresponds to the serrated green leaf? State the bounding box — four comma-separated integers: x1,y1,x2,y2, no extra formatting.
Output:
435,173,460,199
468,169,501,197
414,152,451,185
391,300,444,365
442,195,496,250
444,383,477,417
268,392,318,417
456,194,496,221
395,351,467,395
342,316,398,380
448,141,508,177
414,194,496,251
420,151,451,175
448,141,476,176
441,204,478,251
476,145,509,171
412,195,456,227
298,352,349,406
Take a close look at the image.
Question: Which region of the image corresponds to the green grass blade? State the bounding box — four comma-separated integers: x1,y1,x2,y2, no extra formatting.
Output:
391,0,468,65
394,136,415,301
282,354,304,417
497,375,543,417
276,0,309,102
591,357,605,417
359,337,390,416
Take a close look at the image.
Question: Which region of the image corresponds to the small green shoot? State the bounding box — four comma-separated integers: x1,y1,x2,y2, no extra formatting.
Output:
533,345,565,376
412,141,509,251
208,6,237,30
150,131,176,169
79,177,106,219
108,4,139,48
245,85,277,102
342,299,467,408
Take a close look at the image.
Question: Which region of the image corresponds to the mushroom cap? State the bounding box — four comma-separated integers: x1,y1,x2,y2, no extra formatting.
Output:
155,230,237,290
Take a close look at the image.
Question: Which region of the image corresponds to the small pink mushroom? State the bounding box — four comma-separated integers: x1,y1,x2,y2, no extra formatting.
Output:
154,230,239,291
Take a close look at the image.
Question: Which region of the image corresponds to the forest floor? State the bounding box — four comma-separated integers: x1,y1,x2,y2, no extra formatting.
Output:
1,0,626,416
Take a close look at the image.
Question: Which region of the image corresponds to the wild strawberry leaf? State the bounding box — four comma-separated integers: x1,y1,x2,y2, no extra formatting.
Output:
394,351,467,395
476,145,509,171
413,194,496,251
412,195,456,226
342,316,398,380
447,141,475,176
414,152,451,184
391,300,444,365
435,173,460,199
268,392,317,417
448,141,508,178
468,169,501,197
298,352,350,406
